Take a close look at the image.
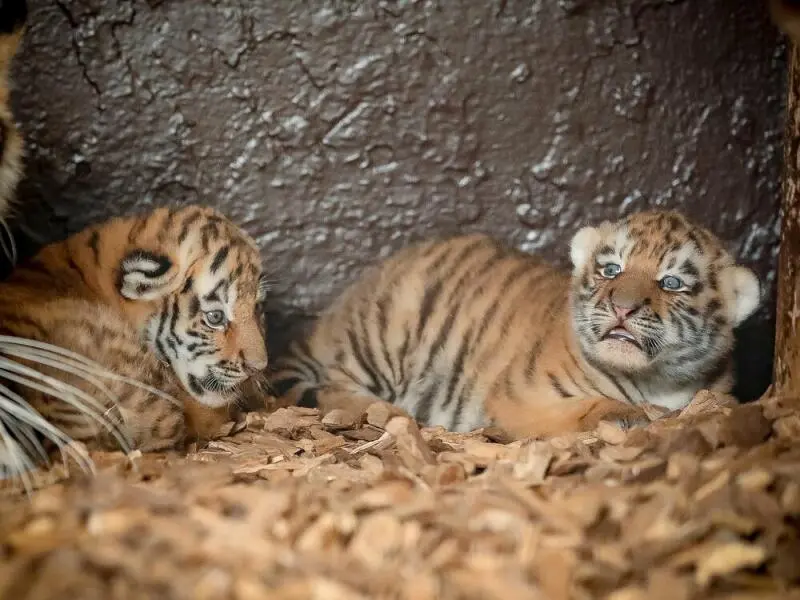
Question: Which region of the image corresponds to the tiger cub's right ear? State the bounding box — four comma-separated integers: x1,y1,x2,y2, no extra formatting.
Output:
118,249,182,301
569,226,601,273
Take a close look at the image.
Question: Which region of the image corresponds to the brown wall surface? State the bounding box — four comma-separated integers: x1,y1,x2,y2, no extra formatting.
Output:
5,0,786,401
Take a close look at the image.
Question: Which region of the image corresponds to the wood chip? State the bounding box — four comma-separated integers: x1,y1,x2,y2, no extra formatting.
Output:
695,542,767,586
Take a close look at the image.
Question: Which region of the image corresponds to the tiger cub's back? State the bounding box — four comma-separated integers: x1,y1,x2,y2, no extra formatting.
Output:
276,233,571,432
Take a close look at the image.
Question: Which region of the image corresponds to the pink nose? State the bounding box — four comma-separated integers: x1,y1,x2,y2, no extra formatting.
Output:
613,305,636,320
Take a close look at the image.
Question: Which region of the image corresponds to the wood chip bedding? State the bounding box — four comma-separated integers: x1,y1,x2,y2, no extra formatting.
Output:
0,390,798,600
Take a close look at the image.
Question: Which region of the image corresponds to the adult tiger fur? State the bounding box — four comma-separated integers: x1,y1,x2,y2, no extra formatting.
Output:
0,204,269,458
271,211,761,439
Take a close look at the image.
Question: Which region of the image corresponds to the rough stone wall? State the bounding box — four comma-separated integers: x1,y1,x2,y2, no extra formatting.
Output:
6,0,786,400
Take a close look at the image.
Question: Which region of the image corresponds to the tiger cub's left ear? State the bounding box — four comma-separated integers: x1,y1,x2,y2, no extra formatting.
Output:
570,226,602,273
118,249,183,301
720,265,761,326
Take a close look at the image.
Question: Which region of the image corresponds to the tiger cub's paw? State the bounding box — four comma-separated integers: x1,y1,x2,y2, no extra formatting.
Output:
183,400,241,443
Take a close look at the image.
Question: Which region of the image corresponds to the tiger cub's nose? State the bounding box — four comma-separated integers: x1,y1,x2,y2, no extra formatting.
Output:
244,356,268,373
613,303,640,320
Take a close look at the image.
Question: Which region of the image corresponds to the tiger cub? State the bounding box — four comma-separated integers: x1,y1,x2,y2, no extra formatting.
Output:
0,205,269,453
271,211,760,439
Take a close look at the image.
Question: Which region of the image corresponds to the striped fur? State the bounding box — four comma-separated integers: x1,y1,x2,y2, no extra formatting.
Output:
271,211,760,439
0,0,28,226
0,205,269,454
0,0,24,222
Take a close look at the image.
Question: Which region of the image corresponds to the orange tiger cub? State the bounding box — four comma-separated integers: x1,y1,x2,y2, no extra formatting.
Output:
271,211,760,439
0,205,269,453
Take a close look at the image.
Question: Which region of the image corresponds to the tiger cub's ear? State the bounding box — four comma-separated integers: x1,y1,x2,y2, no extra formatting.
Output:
569,226,602,274
720,265,761,327
118,249,183,301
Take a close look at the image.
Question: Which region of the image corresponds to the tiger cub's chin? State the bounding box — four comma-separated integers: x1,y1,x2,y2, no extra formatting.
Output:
272,210,760,440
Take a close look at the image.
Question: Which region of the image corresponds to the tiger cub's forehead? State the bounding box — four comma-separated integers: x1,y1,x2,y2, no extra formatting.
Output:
193,238,263,304
599,212,726,272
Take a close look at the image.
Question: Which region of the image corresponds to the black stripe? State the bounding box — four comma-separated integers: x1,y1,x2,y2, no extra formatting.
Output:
345,327,382,395
451,381,474,430
416,280,444,341
66,256,91,289
187,375,204,395
168,297,180,339
604,372,632,404
88,230,101,265
414,380,438,426
375,293,398,389
562,365,587,395
127,215,150,244
189,296,200,318
122,250,172,277
548,372,573,398
0,315,49,339
417,307,459,386
440,326,470,411
628,377,646,405
154,299,171,359
396,329,410,387
159,208,176,244
565,345,593,394
355,305,394,399
178,211,203,243
210,246,231,274
204,279,225,302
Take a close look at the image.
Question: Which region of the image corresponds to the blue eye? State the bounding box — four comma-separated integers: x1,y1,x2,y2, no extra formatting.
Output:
600,263,622,278
660,275,684,291
203,310,228,329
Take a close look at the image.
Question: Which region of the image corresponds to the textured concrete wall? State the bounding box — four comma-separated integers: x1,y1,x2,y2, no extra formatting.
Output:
6,0,786,400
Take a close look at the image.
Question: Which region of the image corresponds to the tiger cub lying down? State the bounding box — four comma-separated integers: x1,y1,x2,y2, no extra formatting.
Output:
0,205,268,454
272,211,760,439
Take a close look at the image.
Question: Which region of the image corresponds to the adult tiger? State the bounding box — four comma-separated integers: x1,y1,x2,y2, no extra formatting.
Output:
271,211,760,439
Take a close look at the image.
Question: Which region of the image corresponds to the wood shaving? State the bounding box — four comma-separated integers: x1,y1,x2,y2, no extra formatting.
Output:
0,389,798,599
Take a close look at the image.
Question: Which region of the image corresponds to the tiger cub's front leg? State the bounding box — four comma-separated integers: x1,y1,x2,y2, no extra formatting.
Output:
487,392,649,440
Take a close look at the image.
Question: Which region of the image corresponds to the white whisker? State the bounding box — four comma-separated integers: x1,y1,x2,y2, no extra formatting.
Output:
0,382,96,476
0,336,182,408
4,348,121,406
0,362,132,453
0,217,17,266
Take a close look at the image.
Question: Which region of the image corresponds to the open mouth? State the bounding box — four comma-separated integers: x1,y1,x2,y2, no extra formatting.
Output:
602,327,643,349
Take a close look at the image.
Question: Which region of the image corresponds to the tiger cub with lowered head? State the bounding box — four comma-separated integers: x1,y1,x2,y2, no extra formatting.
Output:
272,211,760,439
0,205,269,455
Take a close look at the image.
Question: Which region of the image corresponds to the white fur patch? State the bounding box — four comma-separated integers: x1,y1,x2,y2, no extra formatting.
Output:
723,265,761,325
569,226,601,273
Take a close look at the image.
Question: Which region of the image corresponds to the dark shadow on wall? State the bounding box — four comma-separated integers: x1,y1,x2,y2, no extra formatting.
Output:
733,315,776,402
